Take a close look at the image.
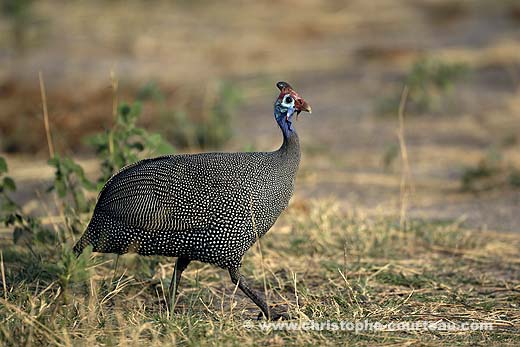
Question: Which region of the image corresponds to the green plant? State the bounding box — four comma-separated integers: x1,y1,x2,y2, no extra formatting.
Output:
461,148,520,191
381,143,399,171
45,245,93,305
48,155,96,213
509,169,520,187
461,161,497,191
0,0,35,53
379,58,469,115
43,101,175,239
87,101,174,185
409,59,468,110
0,198,519,345
136,81,241,149
0,157,46,244
197,81,241,148
47,154,98,240
0,156,17,214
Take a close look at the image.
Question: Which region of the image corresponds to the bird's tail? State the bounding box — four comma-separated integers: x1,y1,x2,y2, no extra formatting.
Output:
73,232,91,257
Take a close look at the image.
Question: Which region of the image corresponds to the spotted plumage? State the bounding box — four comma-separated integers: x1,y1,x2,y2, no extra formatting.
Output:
74,81,312,320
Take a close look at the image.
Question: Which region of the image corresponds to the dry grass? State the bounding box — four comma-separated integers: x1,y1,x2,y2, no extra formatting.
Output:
1,2,520,345
0,199,518,346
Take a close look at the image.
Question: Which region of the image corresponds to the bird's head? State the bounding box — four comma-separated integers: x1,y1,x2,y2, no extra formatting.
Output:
274,81,312,134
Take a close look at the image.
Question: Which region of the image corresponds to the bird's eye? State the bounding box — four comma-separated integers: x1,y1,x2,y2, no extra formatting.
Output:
284,96,293,104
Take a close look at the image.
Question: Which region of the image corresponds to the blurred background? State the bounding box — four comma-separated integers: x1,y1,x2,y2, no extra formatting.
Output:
1,0,520,232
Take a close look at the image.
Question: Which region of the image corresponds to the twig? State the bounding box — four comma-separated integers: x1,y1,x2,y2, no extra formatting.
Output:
0,298,65,346
109,69,118,161
229,276,240,319
110,68,119,121
397,84,411,231
38,71,55,159
293,272,300,315
249,192,269,315
0,251,7,300
200,81,217,149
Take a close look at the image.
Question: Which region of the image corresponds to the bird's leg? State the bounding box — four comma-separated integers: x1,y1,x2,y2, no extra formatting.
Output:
228,267,288,320
168,257,191,312
110,254,120,284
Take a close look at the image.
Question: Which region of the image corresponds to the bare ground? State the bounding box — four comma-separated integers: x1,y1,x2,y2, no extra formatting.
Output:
2,0,520,233
1,3,520,345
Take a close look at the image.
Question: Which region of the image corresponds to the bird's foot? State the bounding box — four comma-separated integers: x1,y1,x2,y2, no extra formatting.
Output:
257,308,289,321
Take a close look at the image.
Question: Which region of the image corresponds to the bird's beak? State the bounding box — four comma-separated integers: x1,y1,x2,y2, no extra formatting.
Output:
301,100,312,113
296,98,312,115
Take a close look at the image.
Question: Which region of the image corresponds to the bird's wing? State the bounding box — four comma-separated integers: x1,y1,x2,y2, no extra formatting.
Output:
94,156,214,232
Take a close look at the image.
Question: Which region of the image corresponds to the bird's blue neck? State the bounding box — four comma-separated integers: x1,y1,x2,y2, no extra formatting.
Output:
274,104,296,140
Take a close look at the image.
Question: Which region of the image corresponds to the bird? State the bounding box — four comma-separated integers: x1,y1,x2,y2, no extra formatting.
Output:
73,81,312,320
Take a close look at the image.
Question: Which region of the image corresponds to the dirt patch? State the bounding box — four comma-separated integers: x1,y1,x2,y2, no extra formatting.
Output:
1,0,520,233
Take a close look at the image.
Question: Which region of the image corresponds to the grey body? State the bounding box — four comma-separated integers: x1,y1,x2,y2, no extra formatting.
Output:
74,81,310,320
74,134,300,269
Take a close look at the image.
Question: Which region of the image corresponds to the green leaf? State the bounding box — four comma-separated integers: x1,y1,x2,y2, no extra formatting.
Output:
63,157,83,174
119,103,131,117
47,156,60,167
146,133,174,155
0,157,7,173
80,176,96,191
54,178,67,197
129,102,142,119
129,127,145,136
3,176,16,191
155,141,175,155
129,142,144,151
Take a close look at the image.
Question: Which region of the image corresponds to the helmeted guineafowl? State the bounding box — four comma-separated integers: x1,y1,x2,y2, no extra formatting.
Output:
73,81,312,320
